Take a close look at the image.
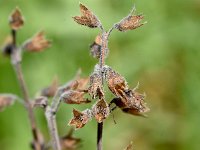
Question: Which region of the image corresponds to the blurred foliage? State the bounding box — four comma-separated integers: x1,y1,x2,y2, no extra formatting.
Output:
0,0,200,150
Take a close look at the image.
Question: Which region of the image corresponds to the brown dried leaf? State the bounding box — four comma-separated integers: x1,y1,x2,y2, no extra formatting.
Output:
88,72,104,99
73,3,101,28
60,129,81,150
41,77,58,97
92,99,110,123
62,90,91,104
9,7,24,30
32,96,48,108
23,31,51,52
115,7,146,32
68,109,92,129
0,94,16,111
90,34,102,59
124,141,133,150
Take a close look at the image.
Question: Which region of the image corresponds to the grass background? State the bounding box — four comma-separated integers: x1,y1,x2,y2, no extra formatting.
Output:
0,0,200,149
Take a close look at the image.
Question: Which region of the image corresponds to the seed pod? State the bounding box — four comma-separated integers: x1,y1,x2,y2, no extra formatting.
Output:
115,6,146,32
88,72,104,99
90,34,102,59
32,96,48,108
68,109,92,129
92,98,110,123
41,77,58,97
0,94,16,112
73,3,101,28
61,90,91,104
9,7,24,30
23,31,51,52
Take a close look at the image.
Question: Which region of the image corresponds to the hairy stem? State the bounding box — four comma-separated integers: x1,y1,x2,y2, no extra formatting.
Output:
11,30,41,150
45,89,62,150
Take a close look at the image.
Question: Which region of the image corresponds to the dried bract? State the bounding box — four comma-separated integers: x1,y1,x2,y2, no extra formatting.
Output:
88,72,104,99
32,96,48,108
115,7,146,32
9,7,24,30
0,94,16,111
23,31,51,52
73,3,101,28
41,77,58,97
61,90,91,104
92,99,110,123
90,34,102,59
69,109,92,129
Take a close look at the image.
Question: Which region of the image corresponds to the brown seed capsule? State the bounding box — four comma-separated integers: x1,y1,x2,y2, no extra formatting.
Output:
90,34,102,59
0,94,16,111
32,96,48,108
9,7,24,30
115,7,146,32
92,98,110,123
41,77,58,97
73,3,101,28
61,90,91,104
88,72,104,99
23,31,51,52
68,109,92,129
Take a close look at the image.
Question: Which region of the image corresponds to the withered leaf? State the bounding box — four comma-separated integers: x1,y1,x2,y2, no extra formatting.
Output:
41,77,58,97
68,109,92,129
23,31,51,52
61,90,91,104
73,3,101,28
60,129,81,150
32,96,48,108
88,72,104,99
115,7,146,32
9,7,24,30
0,94,16,111
90,34,102,59
92,99,110,123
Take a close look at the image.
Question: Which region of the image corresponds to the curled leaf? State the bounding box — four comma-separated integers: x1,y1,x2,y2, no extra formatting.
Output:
73,3,101,28
0,94,16,111
92,99,110,123
68,109,92,129
32,96,48,108
41,77,58,97
9,7,24,30
23,31,51,52
90,34,102,59
60,129,81,150
61,90,91,104
115,6,146,32
88,72,104,99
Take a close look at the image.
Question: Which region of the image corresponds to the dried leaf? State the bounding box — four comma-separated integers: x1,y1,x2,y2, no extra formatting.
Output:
32,96,48,108
41,77,58,97
23,31,51,52
115,7,146,32
73,3,101,28
124,141,133,150
0,94,16,111
61,90,91,104
60,129,81,150
92,99,110,123
68,109,92,129
9,7,24,30
88,72,104,99
90,34,102,59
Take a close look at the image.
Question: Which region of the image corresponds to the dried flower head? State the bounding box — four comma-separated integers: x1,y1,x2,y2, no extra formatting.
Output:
69,109,92,129
9,7,24,30
88,72,104,99
73,3,101,28
92,99,110,123
90,34,102,59
61,90,91,104
115,6,146,32
23,31,51,52
41,77,58,97
0,94,16,111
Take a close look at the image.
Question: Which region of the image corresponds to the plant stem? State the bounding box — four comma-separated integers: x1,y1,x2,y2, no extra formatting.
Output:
97,122,103,150
11,29,41,150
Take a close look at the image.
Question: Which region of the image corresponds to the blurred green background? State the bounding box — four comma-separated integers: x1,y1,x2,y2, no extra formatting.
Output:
0,0,200,150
